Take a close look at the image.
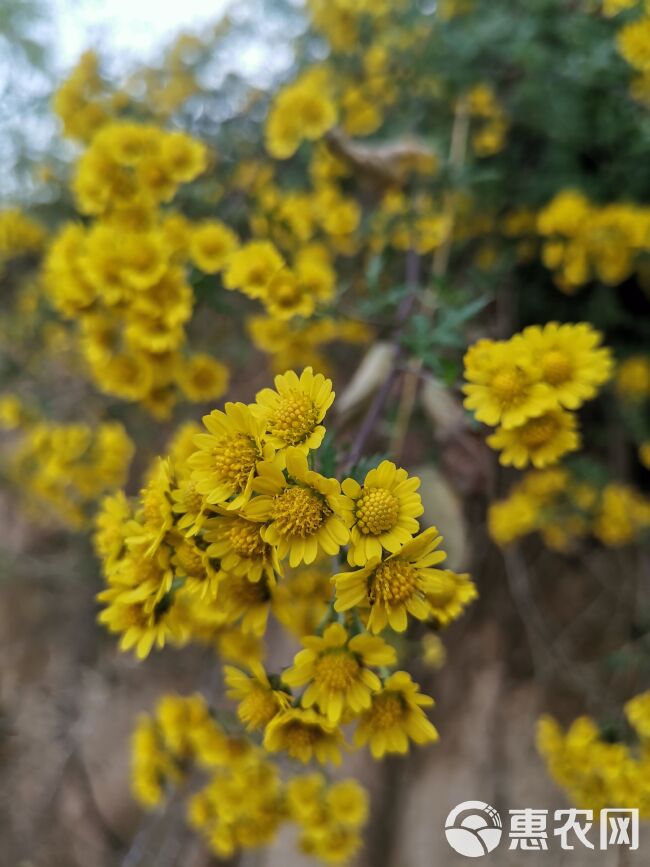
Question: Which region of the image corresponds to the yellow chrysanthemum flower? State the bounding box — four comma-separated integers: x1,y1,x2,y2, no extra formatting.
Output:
616,355,650,402
282,622,396,723
263,707,344,765
245,448,353,567
159,130,207,183
129,458,176,556
487,408,580,468
189,402,273,510
175,354,229,403
224,662,292,731
97,583,180,659
354,671,438,758
171,537,223,600
170,477,209,537
255,367,334,453
342,460,423,566
333,527,450,633
189,220,239,273
463,339,557,429
265,76,337,159
223,241,285,299
513,322,613,409
426,570,478,625
131,714,181,807
204,512,281,583
325,778,369,827
593,483,650,546
488,493,539,546
218,573,273,636
94,490,133,570
260,268,316,320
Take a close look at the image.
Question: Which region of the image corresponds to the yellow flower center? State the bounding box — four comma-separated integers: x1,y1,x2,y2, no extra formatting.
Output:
272,486,330,537
124,603,151,629
142,486,169,527
200,236,227,257
175,542,204,577
314,650,360,690
229,517,266,559
229,577,268,606
356,488,399,535
212,433,259,491
182,482,203,514
285,721,320,752
133,555,163,584
369,693,404,730
519,413,559,448
491,368,527,403
240,687,278,729
542,350,572,385
371,559,418,604
247,265,269,288
269,389,319,445
190,366,219,390
270,274,301,306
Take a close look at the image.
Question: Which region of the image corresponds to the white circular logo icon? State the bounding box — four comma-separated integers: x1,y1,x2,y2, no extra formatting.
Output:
445,801,503,858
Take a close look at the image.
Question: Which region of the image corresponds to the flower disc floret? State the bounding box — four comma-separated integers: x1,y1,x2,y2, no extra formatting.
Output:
356,488,399,535
371,560,418,605
271,486,331,537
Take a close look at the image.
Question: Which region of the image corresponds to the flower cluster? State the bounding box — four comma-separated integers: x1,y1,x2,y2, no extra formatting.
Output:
97,366,474,663
537,190,650,292
131,692,369,863
97,367,476,861
537,692,650,818
464,322,613,468
5,416,133,528
488,469,650,550
265,69,337,160
43,121,231,417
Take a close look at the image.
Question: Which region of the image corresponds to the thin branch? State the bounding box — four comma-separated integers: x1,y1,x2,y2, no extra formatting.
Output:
389,97,470,460
340,252,420,473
